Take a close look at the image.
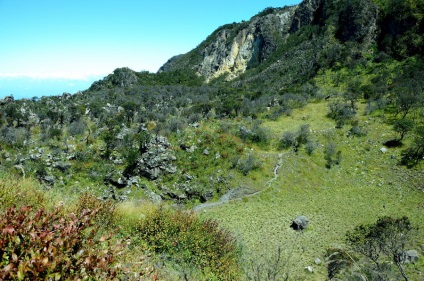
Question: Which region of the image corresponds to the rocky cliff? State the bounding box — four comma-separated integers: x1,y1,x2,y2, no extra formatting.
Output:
159,0,331,82
157,0,386,84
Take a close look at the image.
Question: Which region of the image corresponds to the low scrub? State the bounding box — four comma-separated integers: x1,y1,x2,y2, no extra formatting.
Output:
136,206,240,280
0,205,154,280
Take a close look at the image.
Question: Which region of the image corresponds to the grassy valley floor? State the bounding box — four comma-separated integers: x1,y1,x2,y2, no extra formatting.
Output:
198,101,424,280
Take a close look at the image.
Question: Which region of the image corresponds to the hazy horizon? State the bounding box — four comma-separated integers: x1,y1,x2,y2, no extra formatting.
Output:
0,75,104,100
0,0,300,99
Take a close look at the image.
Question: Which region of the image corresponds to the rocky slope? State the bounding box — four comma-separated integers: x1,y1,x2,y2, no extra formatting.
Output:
158,0,377,82
158,0,422,90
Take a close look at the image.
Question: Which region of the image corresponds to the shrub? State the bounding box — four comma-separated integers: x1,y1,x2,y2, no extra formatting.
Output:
324,142,341,168
393,118,414,141
0,127,30,148
137,206,240,279
328,101,356,128
305,141,317,155
400,125,424,167
279,131,298,150
67,119,87,136
74,193,117,230
0,205,145,280
236,154,262,176
239,121,270,145
325,248,354,279
346,216,416,281
279,124,311,151
0,175,48,208
297,124,310,145
348,123,367,137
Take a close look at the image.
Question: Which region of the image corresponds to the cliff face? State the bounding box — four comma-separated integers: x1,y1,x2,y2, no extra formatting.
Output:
195,6,297,81
158,0,381,83
159,0,327,81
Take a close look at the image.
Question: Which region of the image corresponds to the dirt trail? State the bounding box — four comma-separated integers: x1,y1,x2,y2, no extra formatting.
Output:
193,153,284,212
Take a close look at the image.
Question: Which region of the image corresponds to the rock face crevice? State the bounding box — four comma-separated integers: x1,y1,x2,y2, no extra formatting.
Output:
193,7,297,82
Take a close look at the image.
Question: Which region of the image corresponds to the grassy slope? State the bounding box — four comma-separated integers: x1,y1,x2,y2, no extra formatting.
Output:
199,101,424,280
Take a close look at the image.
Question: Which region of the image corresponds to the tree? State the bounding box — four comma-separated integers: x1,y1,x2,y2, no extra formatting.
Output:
393,119,414,141
344,78,362,110
394,79,423,119
346,216,416,281
401,125,424,167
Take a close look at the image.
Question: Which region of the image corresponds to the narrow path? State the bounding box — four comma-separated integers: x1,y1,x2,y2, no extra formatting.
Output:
193,153,284,212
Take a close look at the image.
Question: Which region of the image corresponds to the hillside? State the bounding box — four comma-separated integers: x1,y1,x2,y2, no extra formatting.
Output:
1,0,423,279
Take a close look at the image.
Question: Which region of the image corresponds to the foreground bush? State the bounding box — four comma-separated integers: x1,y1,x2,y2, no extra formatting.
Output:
0,205,152,280
137,206,240,280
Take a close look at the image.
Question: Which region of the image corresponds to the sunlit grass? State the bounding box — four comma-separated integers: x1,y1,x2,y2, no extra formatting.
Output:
199,99,424,280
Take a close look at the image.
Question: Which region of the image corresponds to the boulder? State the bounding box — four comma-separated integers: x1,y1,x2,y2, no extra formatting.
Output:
400,250,419,264
291,215,309,231
42,175,55,186
52,161,71,172
136,135,177,180
0,96,14,105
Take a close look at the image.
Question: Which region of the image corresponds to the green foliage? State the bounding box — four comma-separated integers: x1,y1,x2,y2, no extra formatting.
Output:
328,100,356,128
375,0,424,58
0,205,133,280
0,127,30,148
325,248,355,279
239,121,271,146
324,141,341,168
67,119,87,136
401,125,424,167
279,131,298,150
279,124,310,151
74,193,117,230
232,154,263,176
346,216,416,281
0,177,45,210
137,206,240,280
348,120,368,137
394,118,414,140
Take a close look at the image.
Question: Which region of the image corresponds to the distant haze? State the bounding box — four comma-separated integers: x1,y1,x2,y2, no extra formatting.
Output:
0,0,300,99
0,76,103,100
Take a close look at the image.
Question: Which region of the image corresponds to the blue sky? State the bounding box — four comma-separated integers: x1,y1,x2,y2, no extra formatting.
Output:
0,0,300,98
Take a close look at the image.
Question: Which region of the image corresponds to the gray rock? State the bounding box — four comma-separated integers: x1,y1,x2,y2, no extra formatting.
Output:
0,96,14,105
52,162,71,172
291,215,309,231
113,159,124,165
66,154,76,160
305,265,314,273
148,191,162,204
43,175,55,185
400,250,419,264
30,154,42,160
136,135,177,180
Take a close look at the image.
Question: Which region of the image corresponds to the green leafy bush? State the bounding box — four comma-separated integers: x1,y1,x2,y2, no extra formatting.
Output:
137,206,240,280
324,142,341,168
400,125,424,167
325,248,354,279
346,216,416,281
0,205,146,280
232,154,263,176
279,124,311,151
328,101,356,128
